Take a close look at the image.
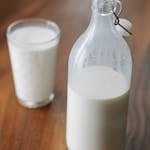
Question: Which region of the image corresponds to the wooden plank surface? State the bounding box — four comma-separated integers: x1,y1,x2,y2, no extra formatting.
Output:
0,0,150,149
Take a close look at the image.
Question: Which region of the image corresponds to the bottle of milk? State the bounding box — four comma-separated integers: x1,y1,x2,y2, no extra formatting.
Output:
66,0,132,150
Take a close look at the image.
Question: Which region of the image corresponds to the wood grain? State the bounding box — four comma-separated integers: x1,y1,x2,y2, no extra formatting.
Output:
0,0,150,149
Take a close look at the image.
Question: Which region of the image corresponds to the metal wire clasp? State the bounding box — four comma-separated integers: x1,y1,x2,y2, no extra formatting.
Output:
113,0,132,35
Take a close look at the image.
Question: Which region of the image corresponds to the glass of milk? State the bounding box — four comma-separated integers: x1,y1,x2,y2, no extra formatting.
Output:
7,19,60,109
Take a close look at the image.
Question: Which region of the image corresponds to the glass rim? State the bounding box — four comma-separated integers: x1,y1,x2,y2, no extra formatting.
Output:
6,18,61,46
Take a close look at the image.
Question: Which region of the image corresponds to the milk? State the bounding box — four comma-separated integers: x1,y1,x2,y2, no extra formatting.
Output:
8,26,59,105
67,66,129,150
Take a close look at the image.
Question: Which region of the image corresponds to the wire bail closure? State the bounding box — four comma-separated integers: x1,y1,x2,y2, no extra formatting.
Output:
113,0,132,36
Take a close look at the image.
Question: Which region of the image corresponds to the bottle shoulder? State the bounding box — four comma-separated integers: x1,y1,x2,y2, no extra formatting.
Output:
68,29,132,82
69,29,132,62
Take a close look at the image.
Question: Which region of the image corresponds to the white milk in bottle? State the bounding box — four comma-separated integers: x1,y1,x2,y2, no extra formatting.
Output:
67,66,129,150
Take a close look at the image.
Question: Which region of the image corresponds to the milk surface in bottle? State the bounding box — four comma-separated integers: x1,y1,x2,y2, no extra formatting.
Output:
66,0,132,150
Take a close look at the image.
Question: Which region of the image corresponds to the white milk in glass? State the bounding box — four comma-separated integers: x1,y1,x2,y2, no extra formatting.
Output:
67,66,129,150
7,21,60,108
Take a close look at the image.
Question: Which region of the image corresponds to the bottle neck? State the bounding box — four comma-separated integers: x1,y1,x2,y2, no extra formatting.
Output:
88,0,117,32
92,12,114,27
87,11,115,34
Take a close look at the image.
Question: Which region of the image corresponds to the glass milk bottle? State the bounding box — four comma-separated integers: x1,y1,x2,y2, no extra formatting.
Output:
66,0,132,150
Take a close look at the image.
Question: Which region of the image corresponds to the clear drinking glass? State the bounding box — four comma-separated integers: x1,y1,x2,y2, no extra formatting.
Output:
7,19,60,109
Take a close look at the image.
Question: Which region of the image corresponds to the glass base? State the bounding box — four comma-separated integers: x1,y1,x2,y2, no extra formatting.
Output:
18,93,54,109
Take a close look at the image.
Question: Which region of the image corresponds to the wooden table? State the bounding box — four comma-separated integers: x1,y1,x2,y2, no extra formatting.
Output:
0,0,149,149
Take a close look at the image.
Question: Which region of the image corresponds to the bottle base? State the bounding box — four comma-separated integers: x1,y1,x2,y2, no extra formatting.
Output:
17,93,55,109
